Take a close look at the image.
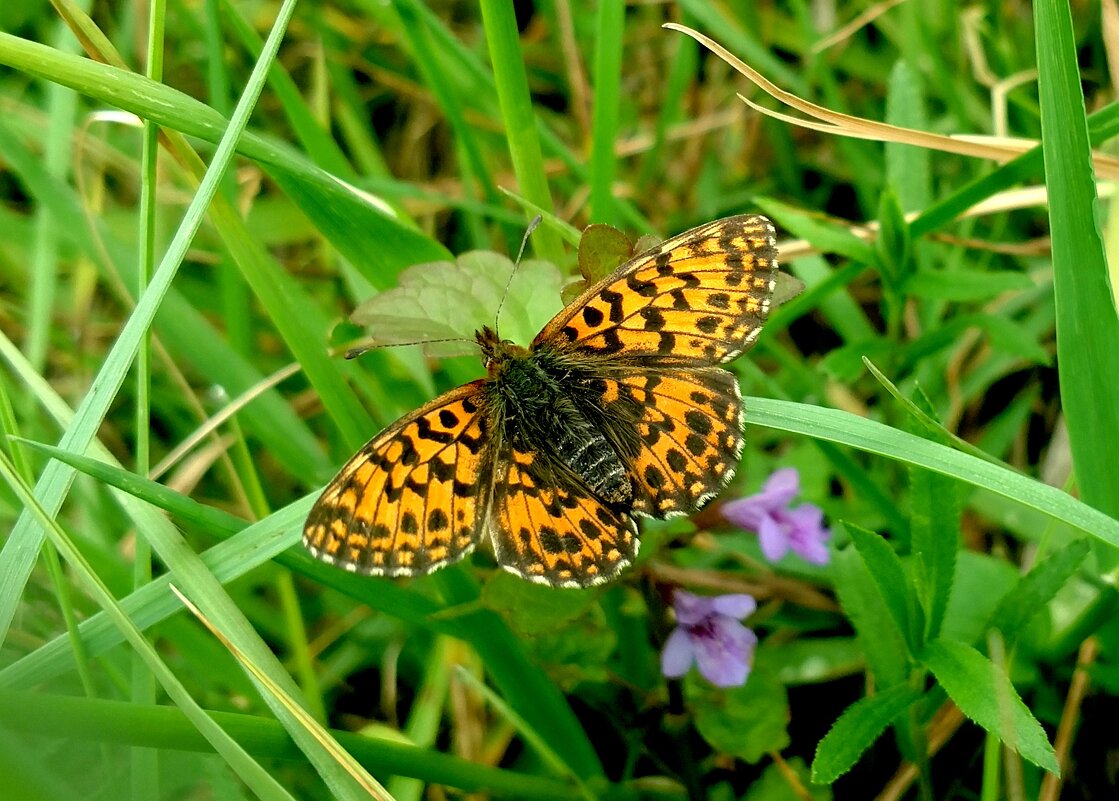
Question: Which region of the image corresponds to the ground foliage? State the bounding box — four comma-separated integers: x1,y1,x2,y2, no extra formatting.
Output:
1,1,1118,800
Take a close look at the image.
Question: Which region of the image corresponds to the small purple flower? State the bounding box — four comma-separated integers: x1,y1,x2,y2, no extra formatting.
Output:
661,590,758,687
722,468,831,565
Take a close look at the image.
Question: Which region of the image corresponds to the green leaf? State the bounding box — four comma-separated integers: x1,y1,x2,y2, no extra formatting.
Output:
903,269,1035,302
845,523,916,654
689,660,790,763
875,189,911,290
907,393,960,644
350,252,564,356
754,197,876,264
1036,0,1119,522
884,59,931,213
832,545,908,688
743,399,1119,553
578,224,634,283
480,572,599,637
924,640,1059,774
988,539,1091,639
941,552,1019,645
811,684,922,784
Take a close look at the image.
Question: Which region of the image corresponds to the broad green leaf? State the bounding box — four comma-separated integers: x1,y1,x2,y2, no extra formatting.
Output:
924,640,1059,774
1036,0,1119,523
689,660,790,764
350,252,564,356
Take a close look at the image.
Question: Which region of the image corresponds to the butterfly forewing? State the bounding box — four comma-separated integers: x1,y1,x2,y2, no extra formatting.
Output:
534,214,778,365
303,382,494,576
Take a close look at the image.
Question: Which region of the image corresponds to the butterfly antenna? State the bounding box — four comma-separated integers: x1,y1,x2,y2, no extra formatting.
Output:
493,215,543,336
345,336,475,360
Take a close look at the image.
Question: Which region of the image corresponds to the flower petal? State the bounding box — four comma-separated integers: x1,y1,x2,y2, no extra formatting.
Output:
660,627,696,678
784,505,831,564
757,513,790,561
721,496,765,530
710,594,757,620
759,467,801,506
693,618,757,687
672,589,714,626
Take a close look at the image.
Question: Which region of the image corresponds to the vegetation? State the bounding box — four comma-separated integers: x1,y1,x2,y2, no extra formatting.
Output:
1,1,1118,799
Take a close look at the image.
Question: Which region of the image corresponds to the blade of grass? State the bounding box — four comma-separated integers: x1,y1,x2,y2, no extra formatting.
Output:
133,0,167,794
478,0,565,263
589,0,624,226
1034,0,1119,523
743,398,1119,547
0,451,296,801
0,690,581,801
0,0,291,647
171,587,393,801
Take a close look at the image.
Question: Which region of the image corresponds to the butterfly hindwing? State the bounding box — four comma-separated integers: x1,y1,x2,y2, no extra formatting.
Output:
490,447,638,587
602,366,744,518
534,214,778,365
303,382,493,576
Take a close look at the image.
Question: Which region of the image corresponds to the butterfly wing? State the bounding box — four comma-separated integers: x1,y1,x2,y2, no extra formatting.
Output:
489,445,638,587
303,382,495,576
580,366,745,517
534,214,777,365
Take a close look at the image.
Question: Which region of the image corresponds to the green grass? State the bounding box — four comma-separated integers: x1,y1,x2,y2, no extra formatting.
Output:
1,2,1118,800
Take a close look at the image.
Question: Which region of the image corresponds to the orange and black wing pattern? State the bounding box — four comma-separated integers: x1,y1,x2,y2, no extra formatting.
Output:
489,447,638,587
534,214,778,365
303,382,494,576
593,366,744,518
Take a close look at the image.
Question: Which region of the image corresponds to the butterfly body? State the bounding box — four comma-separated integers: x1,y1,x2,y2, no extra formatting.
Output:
304,214,778,587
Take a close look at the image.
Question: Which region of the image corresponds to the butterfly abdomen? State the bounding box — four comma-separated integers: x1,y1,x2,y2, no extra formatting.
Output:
487,346,632,505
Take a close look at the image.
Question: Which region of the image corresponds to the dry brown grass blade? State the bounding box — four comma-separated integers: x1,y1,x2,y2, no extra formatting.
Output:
663,23,1119,179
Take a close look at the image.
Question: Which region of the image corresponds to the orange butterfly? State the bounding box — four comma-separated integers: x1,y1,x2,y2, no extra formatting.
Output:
304,215,778,587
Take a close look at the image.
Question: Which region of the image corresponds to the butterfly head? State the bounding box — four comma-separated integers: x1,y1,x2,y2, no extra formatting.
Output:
476,325,529,377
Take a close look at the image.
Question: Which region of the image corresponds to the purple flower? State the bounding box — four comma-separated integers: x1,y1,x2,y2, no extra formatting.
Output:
661,590,758,687
722,468,831,565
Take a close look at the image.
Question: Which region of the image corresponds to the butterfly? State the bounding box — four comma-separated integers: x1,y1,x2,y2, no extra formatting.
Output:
303,214,778,587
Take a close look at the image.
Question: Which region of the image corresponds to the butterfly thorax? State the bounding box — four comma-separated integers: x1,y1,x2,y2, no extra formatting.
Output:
475,326,632,506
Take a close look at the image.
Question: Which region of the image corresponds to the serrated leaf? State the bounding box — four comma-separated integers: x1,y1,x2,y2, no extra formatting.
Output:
480,571,598,636
350,252,564,357
903,269,1035,301
988,539,1091,639
832,546,909,688
688,659,789,763
924,640,1059,774
811,684,921,784
845,523,916,655
907,396,960,645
